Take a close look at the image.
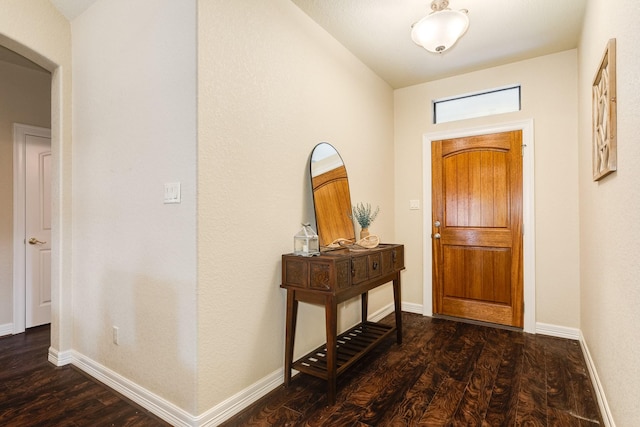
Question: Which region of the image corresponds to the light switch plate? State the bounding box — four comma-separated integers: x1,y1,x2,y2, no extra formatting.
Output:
164,182,181,204
409,199,420,210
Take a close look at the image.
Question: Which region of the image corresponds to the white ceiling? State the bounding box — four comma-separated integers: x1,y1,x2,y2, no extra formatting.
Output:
291,0,588,88
46,1,588,89
50,0,98,20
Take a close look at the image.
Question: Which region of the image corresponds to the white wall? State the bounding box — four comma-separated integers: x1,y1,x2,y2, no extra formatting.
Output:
71,0,198,412
578,0,640,424
0,61,51,329
197,0,395,412
394,50,581,328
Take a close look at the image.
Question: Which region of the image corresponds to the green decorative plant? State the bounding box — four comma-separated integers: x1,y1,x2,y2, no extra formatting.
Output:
351,203,379,229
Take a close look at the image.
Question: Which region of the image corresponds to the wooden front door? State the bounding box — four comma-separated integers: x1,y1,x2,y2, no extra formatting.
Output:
432,131,523,328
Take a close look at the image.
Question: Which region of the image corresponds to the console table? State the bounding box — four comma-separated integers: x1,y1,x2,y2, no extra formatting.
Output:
281,243,404,405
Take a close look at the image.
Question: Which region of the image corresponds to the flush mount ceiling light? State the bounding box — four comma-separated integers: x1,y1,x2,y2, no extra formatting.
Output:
411,0,469,54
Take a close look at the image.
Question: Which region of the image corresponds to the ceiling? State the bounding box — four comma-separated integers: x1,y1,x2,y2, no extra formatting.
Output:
50,0,98,21
291,0,588,88
47,1,587,89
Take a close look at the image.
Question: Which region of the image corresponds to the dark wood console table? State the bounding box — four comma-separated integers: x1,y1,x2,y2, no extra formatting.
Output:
281,243,404,405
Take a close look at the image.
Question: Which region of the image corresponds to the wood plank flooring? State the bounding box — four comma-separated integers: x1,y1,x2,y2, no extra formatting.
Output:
222,313,603,426
0,325,169,427
1,314,604,426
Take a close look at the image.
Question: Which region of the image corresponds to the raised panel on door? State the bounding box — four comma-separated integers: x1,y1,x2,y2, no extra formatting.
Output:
443,246,511,304
37,249,52,304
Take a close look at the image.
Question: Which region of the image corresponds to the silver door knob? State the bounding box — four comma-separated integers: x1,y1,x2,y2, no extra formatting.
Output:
28,238,47,245
433,233,441,239
434,220,441,227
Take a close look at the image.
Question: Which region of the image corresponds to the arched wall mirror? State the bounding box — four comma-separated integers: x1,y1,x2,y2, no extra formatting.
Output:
310,143,355,248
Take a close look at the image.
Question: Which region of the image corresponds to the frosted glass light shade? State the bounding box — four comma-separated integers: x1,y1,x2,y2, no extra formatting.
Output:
411,9,469,53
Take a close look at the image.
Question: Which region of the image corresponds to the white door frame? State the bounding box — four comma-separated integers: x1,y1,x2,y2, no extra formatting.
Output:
13,123,52,334
422,119,536,333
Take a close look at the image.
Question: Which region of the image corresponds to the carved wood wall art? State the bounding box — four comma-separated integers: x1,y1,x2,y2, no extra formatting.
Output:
593,38,617,181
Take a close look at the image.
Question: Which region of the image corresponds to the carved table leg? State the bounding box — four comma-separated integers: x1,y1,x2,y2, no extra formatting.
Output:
325,294,338,405
284,289,298,387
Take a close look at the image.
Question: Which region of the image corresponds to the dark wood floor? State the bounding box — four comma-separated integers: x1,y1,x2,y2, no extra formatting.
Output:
0,325,169,427
222,313,604,426
1,315,604,426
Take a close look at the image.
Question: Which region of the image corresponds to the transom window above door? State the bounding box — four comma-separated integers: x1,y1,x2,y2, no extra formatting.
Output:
433,85,521,124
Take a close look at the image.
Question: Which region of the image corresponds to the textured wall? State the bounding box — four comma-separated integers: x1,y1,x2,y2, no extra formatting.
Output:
394,50,581,328
578,0,640,424
71,0,198,413
197,0,395,412
0,61,50,328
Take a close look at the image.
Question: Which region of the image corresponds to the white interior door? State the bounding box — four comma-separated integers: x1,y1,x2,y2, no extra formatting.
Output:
25,133,52,328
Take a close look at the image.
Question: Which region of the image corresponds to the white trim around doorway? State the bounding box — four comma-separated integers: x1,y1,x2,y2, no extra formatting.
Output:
421,119,536,333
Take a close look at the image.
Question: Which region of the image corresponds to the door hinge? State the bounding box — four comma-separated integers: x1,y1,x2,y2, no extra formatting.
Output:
521,143,527,156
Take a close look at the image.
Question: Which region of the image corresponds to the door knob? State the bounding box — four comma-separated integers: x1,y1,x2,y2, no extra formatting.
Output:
28,238,47,245
434,220,441,227
433,233,441,239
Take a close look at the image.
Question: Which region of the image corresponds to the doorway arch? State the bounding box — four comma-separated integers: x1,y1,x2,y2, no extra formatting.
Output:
0,14,72,362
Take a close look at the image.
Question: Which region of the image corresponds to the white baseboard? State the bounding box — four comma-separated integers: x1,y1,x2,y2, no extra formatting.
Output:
579,332,616,427
402,302,423,315
48,347,196,426
368,302,395,322
536,323,614,424
535,322,581,340
196,368,284,426
48,346,74,366
367,302,423,322
0,323,13,337
46,345,287,427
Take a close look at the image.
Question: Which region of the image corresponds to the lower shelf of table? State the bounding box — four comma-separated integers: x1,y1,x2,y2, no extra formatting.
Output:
291,321,396,380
